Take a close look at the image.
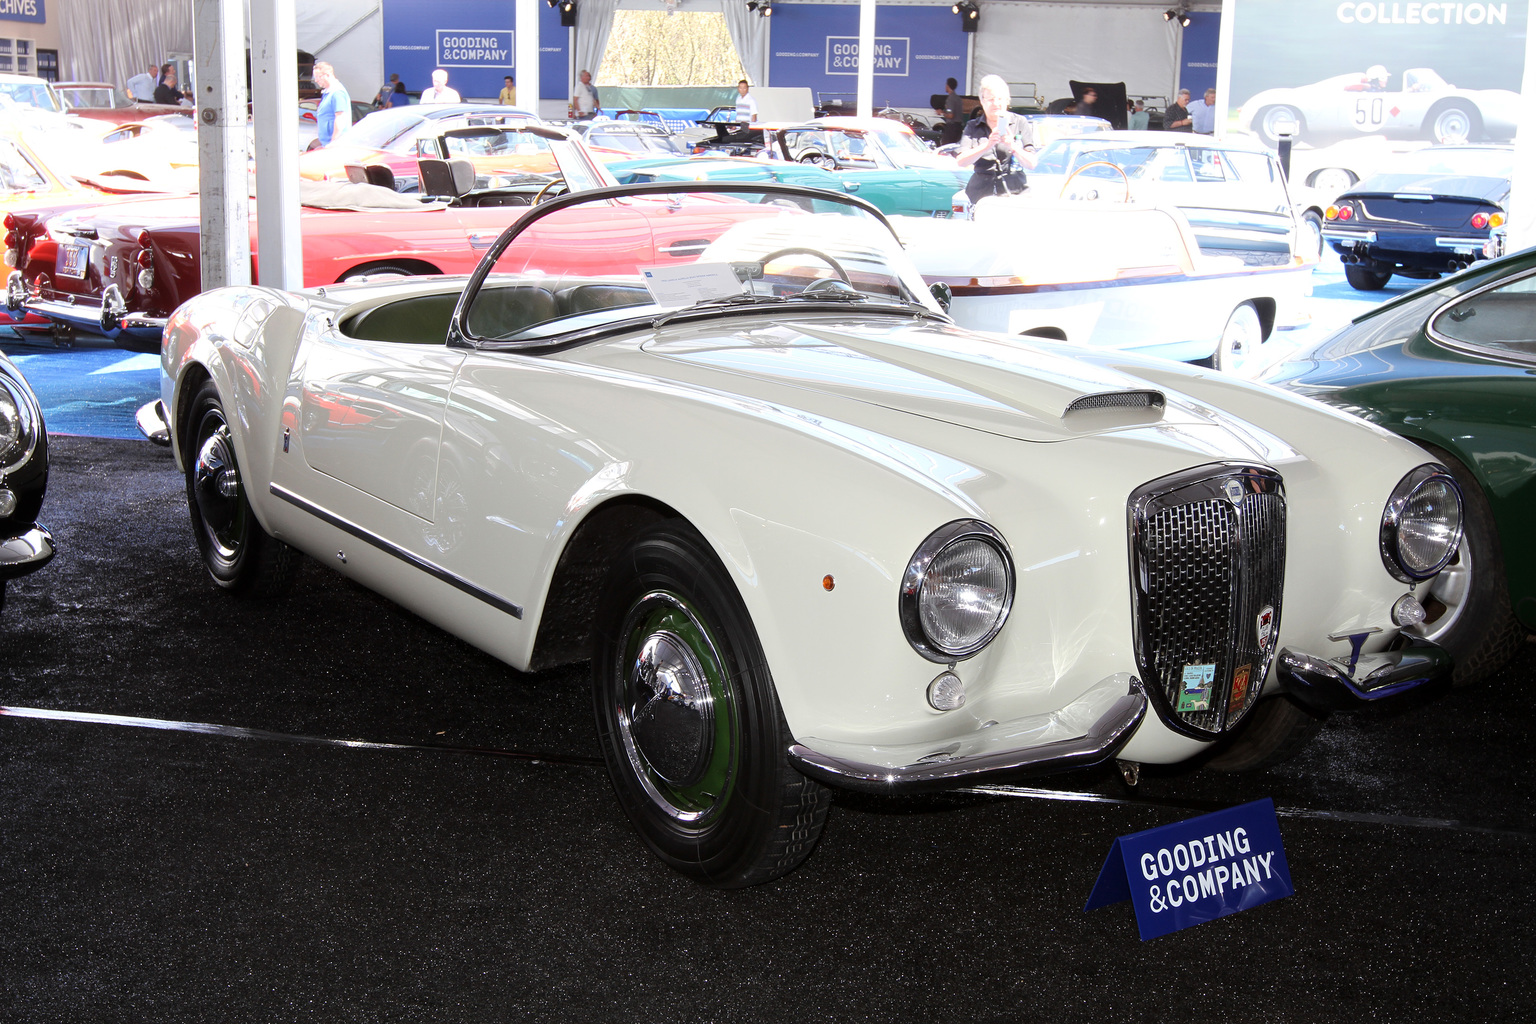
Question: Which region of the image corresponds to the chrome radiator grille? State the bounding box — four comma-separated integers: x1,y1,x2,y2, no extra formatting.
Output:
1129,465,1286,737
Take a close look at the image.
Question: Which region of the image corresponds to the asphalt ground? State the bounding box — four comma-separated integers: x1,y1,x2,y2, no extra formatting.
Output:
3,260,1533,1022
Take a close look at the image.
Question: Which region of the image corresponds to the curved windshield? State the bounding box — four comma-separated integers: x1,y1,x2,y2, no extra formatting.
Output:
463,186,940,345
0,80,61,113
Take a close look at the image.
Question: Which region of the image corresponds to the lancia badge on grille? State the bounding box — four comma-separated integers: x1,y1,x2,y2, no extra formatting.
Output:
1257,605,1275,651
1223,478,1246,505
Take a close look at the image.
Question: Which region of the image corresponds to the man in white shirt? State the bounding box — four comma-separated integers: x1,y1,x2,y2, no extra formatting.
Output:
570,69,599,119
126,63,158,102
734,79,757,123
421,69,461,105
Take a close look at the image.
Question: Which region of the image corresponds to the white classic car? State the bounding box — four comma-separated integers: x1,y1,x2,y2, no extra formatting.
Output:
139,181,1463,886
953,132,1308,271
897,200,1312,372
1237,68,1519,147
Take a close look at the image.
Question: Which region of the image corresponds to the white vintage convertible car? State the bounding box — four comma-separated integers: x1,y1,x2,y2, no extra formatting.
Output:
897,201,1312,372
139,181,1462,886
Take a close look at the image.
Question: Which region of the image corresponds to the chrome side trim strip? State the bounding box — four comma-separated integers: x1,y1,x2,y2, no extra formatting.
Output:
269,483,523,619
787,677,1146,794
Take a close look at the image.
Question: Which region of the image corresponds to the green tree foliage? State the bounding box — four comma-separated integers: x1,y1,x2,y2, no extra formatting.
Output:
598,12,746,86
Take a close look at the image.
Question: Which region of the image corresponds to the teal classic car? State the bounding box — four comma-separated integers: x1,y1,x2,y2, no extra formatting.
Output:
1264,247,1536,683
610,117,969,218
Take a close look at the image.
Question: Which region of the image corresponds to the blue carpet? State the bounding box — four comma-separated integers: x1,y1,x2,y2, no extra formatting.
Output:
1,331,159,440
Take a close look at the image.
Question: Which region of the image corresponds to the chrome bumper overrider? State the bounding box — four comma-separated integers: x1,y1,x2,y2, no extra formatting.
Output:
21,296,167,340
787,676,1147,794
1322,228,1377,243
1274,636,1450,712
0,525,55,580
136,399,171,447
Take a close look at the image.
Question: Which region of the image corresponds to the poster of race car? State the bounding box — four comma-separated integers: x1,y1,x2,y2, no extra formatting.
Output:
1227,0,1527,147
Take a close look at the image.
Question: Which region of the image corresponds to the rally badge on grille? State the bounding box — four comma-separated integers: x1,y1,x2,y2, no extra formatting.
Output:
1177,664,1215,712
1229,664,1253,713
1256,606,1275,651
1223,478,1246,505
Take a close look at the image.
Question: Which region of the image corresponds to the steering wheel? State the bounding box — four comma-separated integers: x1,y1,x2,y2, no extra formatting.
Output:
799,153,834,168
1058,160,1131,202
533,177,568,204
759,247,853,286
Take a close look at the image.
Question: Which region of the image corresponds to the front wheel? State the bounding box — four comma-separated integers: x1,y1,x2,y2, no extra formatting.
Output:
1299,209,1325,263
1345,264,1393,291
1204,695,1325,772
1415,447,1527,685
1427,103,1480,145
592,521,830,887
184,379,299,597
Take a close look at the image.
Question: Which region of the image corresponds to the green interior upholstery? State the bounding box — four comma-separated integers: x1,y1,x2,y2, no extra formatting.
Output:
343,280,655,344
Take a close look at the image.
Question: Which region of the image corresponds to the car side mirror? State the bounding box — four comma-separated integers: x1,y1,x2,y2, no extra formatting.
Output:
930,281,952,313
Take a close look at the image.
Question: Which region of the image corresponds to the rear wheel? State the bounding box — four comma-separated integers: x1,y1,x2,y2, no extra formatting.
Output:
184,379,299,597
1214,302,1263,373
592,521,830,886
1204,695,1325,772
1345,264,1393,291
338,261,429,283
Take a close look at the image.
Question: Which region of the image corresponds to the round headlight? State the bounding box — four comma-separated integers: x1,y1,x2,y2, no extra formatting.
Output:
0,379,22,455
1381,465,1463,583
900,520,1014,662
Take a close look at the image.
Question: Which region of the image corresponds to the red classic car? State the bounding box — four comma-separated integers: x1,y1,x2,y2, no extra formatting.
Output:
6,126,781,350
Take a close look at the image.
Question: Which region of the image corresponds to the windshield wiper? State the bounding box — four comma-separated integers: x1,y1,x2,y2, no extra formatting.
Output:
783,289,871,303
651,293,785,329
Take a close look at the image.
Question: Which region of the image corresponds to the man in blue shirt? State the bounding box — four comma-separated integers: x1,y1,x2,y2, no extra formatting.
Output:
1189,87,1217,135
314,62,352,147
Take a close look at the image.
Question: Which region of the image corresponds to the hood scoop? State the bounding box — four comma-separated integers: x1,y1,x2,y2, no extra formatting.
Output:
1063,389,1166,426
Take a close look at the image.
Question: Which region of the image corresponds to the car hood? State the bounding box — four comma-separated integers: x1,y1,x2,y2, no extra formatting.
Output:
624,315,1296,456
1348,173,1508,204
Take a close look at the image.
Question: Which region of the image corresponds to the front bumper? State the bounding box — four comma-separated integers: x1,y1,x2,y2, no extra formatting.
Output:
0,525,55,581
788,674,1147,794
1274,636,1451,712
136,399,172,447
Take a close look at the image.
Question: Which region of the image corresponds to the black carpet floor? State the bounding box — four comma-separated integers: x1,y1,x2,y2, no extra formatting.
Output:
2,437,1533,1022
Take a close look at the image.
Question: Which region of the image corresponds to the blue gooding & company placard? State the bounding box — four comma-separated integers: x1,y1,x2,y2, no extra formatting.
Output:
1084,798,1293,940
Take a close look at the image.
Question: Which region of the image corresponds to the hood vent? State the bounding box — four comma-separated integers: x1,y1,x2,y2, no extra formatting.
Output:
1065,390,1165,415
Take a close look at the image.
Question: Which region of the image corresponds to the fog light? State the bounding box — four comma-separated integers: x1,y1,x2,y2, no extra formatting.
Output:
1393,594,1427,627
927,670,966,711
0,488,16,517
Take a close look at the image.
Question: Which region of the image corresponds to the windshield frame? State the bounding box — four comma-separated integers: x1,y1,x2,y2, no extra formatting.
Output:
447,180,941,353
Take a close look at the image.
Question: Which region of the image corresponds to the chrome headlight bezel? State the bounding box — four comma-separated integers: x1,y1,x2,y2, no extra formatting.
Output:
0,371,38,471
900,519,1015,663
1380,464,1464,584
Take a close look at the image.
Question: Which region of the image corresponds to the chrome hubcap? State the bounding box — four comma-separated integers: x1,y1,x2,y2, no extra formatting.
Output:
1420,539,1472,643
615,591,733,823
627,631,715,784
193,425,242,555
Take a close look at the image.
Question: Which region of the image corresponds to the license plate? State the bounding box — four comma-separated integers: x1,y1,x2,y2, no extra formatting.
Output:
57,242,88,279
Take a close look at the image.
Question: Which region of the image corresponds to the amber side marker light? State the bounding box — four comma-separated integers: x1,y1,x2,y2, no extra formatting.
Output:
822,575,835,591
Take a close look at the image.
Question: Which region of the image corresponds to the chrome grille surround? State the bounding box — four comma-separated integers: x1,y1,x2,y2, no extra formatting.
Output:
1128,464,1286,739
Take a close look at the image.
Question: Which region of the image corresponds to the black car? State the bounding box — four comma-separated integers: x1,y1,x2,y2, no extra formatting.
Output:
0,350,53,614
1324,145,1511,291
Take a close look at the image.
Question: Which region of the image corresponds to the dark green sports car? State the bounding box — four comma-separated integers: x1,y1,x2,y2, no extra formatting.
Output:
1264,247,1536,683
